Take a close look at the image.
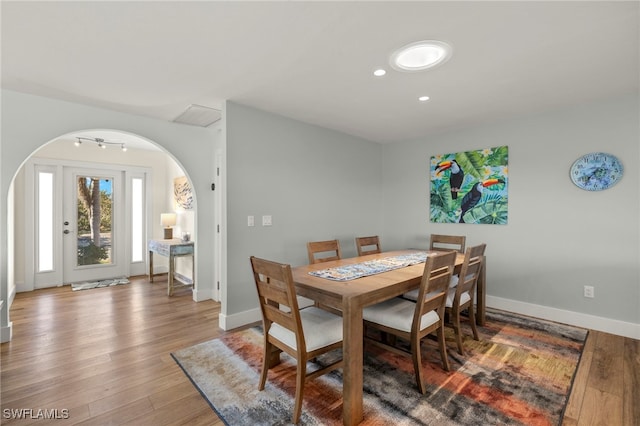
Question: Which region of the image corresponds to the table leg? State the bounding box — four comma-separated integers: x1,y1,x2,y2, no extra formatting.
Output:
342,297,363,426
477,256,486,326
168,253,175,296
149,251,154,282
191,251,195,290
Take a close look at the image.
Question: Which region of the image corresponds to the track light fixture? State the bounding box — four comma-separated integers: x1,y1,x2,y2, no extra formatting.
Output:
75,137,127,152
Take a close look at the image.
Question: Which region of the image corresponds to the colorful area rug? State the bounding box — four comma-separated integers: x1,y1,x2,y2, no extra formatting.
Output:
70,277,129,291
172,309,587,425
309,252,429,281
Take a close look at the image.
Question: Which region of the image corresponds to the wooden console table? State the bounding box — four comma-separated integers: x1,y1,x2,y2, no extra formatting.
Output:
148,239,194,296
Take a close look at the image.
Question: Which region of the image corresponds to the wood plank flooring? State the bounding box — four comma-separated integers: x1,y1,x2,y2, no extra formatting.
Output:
1,276,638,425
1,276,224,425
562,328,639,426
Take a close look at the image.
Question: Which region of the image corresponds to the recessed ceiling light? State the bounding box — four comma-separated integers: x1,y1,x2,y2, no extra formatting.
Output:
418,96,430,102
373,69,386,77
390,40,452,72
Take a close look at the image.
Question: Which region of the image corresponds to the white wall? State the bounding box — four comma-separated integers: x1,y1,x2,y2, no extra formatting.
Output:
221,101,383,328
1,90,217,341
381,95,640,338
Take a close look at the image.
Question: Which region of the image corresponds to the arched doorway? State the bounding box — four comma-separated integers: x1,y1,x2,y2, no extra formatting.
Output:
10,129,197,292
1,91,222,343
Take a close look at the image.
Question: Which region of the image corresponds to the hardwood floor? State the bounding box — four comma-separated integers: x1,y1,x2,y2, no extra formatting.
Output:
1,276,224,425
1,276,638,425
562,329,639,426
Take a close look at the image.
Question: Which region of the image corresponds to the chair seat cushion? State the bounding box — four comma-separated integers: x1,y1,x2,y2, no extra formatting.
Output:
403,274,459,301
449,274,460,288
402,289,419,301
297,296,316,309
269,307,342,352
363,298,440,333
279,296,315,313
402,287,443,302
445,288,471,308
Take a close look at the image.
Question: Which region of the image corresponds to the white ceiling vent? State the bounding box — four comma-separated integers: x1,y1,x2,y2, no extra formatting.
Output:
173,104,221,127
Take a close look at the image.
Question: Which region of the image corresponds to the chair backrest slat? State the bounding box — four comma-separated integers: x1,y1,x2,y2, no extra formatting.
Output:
429,234,466,253
355,236,381,256
307,239,342,264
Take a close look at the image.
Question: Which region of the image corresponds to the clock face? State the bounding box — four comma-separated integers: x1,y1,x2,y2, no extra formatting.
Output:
570,152,623,191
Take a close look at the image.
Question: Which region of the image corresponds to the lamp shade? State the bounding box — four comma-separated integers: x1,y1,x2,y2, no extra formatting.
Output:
161,213,177,227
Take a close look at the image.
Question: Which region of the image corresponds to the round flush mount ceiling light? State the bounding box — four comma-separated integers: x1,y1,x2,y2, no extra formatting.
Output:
390,40,452,72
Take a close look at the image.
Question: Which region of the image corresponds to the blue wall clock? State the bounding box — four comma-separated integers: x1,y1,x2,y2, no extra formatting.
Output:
570,152,623,191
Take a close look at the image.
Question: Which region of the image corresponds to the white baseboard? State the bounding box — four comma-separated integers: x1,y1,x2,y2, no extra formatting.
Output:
2,286,17,342
219,307,261,331
1,322,13,343
192,287,213,302
9,284,17,305
487,295,640,340
218,296,640,339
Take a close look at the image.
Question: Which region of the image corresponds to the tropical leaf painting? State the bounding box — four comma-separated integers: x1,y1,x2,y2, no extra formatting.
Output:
430,146,508,224
174,176,193,210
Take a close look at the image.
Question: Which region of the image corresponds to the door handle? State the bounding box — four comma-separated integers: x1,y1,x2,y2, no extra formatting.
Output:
63,230,70,234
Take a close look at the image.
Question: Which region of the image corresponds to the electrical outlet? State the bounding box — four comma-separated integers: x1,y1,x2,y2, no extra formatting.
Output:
583,285,594,298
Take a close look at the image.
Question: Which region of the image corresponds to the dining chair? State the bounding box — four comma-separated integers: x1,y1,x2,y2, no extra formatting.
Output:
446,243,486,355
307,239,342,264
355,235,382,256
362,251,456,394
429,234,466,253
250,256,344,424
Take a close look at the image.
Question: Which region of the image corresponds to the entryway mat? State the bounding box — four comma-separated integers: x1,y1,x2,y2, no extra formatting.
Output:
70,277,130,291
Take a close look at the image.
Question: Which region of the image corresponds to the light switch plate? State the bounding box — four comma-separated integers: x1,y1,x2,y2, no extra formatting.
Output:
247,215,254,227
262,215,272,226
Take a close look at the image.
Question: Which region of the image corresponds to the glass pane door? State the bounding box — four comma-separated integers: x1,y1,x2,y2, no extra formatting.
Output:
76,176,113,266
31,160,149,289
63,167,125,284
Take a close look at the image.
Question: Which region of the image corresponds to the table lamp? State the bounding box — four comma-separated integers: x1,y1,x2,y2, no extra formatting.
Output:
161,213,177,239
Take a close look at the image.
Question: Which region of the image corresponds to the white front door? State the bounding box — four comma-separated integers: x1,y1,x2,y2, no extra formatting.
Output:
31,160,149,289
62,167,126,284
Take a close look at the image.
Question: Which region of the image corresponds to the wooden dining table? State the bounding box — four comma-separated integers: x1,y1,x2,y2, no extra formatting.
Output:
291,249,486,426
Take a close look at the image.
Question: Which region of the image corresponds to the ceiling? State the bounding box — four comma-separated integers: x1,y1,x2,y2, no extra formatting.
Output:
2,1,638,145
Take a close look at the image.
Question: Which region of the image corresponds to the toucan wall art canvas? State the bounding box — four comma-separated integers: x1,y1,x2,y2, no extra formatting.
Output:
430,146,508,224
